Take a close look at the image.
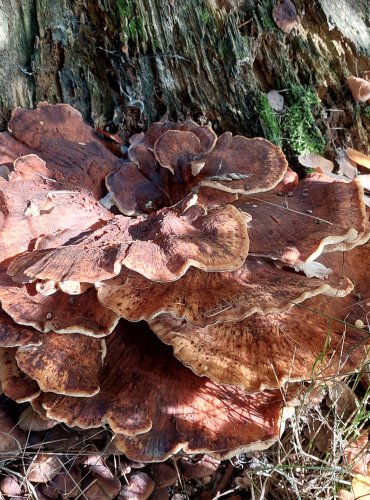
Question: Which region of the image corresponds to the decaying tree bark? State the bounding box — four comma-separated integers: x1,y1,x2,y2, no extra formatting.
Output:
1,0,369,152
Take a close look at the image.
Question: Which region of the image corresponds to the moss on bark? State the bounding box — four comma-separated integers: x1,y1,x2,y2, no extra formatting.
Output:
0,0,369,152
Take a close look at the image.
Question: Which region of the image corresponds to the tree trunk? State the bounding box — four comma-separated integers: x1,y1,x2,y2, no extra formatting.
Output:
1,0,370,154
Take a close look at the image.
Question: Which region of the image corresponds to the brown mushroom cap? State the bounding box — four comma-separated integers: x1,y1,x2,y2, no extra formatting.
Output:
0,131,31,165
96,258,353,326
3,103,122,199
18,406,58,432
130,122,182,152
0,308,42,347
2,104,368,466
129,143,195,213
16,332,106,396
149,244,370,392
103,162,166,216
195,186,239,207
154,130,204,175
37,320,284,462
198,134,288,195
112,123,216,216
149,301,368,393
8,204,250,283
112,125,287,215
0,271,119,336
9,102,98,147
130,120,216,161
0,154,112,263
234,175,367,265
0,348,40,402
153,124,216,176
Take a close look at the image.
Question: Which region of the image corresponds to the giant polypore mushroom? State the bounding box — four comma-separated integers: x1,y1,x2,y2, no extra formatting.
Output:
0,103,369,463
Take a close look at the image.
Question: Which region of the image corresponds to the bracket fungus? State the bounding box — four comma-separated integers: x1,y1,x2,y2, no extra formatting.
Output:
0,103,369,462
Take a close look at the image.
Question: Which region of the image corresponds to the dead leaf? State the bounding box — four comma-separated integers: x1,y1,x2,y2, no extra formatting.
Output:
343,432,369,475
347,76,370,103
346,148,370,169
178,455,220,479
336,148,358,179
298,153,335,175
151,463,177,489
358,175,370,191
119,472,155,500
304,383,328,406
18,406,58,431
25,454,63,483
267,90,284,111
337,489,355,500
0,476,26,497
327,381,358,421
304,418,332,453
351,470,370,499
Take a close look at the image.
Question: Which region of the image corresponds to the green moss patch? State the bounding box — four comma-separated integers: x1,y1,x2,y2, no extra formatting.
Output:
259,85,326,154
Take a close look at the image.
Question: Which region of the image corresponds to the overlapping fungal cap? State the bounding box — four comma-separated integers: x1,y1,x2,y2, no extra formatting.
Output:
9,102,99,146
0,103,369,464
36,321,285,462
2,103,123,198
234,174,367,265
102,162,167,216
0,155,113,263
0,309,42,347
104,122,288,215
96,258,353,326
0,271,119,336
16,332,106,396
149,244,370,392
8,204,250,283
0,348,40,402
0,102,126,266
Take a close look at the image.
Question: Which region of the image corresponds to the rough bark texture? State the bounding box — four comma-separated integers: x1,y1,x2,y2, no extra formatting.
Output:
1,0,370,152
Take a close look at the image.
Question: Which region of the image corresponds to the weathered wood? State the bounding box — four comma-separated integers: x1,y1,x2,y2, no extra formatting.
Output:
1,0,369,151
0,0,37,128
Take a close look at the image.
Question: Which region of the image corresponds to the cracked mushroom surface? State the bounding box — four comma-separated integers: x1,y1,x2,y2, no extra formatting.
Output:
0,103,369,463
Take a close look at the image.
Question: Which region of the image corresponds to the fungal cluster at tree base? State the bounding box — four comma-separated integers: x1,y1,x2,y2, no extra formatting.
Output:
0,103,369,462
